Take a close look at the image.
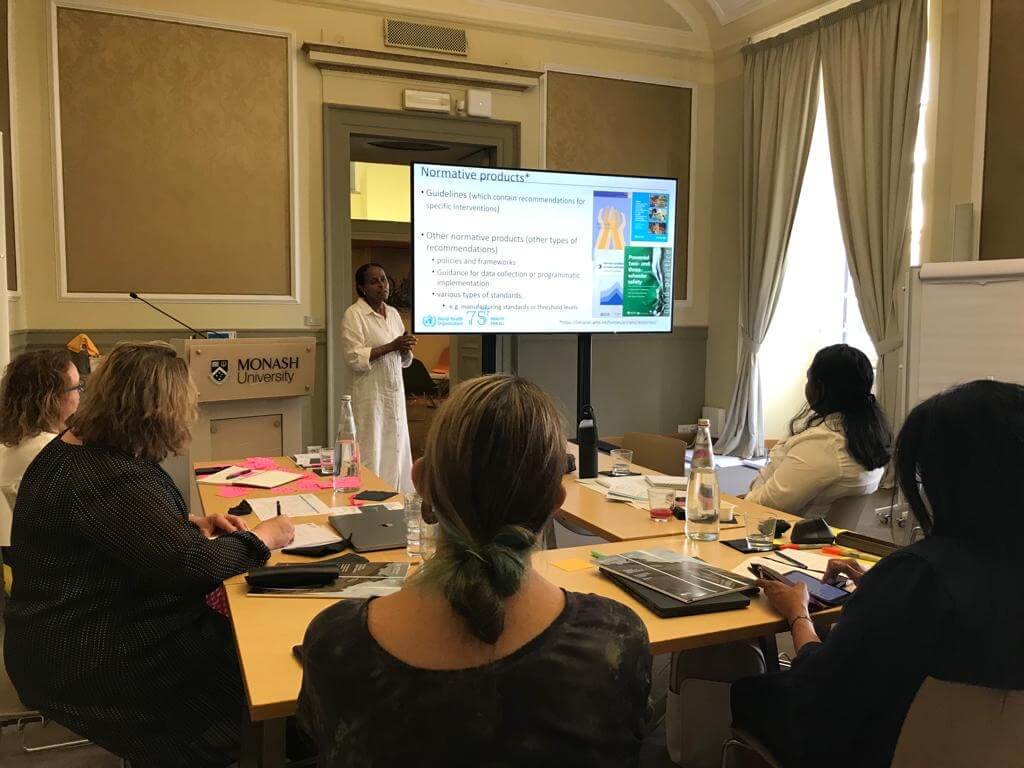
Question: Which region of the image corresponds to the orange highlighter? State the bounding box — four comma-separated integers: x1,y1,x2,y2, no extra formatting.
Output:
821,545,881,563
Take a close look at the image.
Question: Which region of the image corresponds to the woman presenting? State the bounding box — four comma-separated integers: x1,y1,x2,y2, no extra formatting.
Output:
341,263,417,492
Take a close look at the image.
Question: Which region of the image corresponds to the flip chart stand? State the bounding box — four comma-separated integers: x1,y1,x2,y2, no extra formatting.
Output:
576,333,592,438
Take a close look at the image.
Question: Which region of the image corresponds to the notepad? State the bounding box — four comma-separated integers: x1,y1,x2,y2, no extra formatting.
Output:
645,475,688,488
275,523,343,551
197,467,304,489
249,494,333,521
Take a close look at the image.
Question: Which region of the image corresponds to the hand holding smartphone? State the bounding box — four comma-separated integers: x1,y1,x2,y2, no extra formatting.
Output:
749,562,850,610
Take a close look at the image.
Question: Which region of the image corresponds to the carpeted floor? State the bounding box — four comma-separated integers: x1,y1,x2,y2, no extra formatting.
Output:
0,721,120,768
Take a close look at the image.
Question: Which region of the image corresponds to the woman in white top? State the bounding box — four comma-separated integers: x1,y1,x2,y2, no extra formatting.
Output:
0,349,82,545
746,344,891,518
341,263,417,492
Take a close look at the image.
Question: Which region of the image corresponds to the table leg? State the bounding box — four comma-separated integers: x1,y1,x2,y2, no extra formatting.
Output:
240,714,286,768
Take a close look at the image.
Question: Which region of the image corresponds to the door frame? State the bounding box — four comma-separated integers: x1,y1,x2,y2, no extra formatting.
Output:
323,106,520,435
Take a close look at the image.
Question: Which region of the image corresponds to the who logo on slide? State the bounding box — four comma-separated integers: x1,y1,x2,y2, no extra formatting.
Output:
422,315,437,328
210,360,229,384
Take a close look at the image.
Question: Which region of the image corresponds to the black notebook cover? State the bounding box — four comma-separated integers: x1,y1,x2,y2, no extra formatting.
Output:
602,571,750,618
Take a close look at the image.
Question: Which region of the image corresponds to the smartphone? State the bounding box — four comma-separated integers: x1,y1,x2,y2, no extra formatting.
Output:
783,570,850,607
748,563,849,610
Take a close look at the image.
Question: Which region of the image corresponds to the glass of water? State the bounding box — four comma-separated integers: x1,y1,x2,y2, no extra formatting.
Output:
609,449,634,476
421,521,439,560
745,509,779,551
404,493,423,559
685,467,720,541
318,446,335,478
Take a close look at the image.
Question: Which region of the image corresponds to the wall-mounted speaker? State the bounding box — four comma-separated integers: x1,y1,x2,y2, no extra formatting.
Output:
384,18,468,57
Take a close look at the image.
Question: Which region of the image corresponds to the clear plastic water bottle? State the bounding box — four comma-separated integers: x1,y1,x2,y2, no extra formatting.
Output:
691,418,715,470
335,396,362,493
686,466,720,541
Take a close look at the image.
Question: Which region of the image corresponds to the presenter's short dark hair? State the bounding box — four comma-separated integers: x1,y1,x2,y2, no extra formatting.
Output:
895,379,1024,543
354,262,387,298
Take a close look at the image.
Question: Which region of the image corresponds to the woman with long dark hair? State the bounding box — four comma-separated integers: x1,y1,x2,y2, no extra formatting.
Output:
745,344,891,517
732,379,1024,767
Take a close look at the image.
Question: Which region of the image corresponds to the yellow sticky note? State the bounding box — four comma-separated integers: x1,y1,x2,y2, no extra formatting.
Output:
551,558,594,572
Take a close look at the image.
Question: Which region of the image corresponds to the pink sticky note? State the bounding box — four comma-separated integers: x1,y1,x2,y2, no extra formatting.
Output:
217,486,251,499
334,476,361,490
317,478,334,489
243,457,279,470
292,477,324,491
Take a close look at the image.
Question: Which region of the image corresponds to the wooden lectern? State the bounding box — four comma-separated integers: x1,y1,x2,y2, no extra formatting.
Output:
165,337,316,513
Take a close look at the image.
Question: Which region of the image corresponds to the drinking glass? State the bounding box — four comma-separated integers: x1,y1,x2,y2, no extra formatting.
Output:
404,492,423,559
647,487,675,523
610,449,634,476
745,509,779,551
421,521,439,560
318,446,335,478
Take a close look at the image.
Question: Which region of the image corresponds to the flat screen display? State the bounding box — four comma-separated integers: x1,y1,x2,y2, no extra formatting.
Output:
412,163,677,334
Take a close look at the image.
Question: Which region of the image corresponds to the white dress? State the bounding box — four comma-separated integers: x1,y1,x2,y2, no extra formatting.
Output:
340,299,413,493
745,417,883,518
0,431,57,546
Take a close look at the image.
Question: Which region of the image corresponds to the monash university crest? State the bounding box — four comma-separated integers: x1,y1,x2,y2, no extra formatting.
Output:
210,359,229,384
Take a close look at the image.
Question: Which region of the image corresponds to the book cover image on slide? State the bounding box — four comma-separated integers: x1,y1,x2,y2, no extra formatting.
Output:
631,192,671,244
592,253,625,317
623,247,673,317
592,191,630,251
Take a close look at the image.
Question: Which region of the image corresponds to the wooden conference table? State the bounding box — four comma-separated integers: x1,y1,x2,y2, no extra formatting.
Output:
197,456,811,768
559,442,788,542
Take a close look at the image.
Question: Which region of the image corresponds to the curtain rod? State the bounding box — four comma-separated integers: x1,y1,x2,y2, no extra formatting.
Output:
743,0,892,53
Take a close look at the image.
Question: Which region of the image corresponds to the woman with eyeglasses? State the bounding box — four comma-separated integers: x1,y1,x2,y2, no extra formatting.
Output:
5,342,293,767
0,349,82,547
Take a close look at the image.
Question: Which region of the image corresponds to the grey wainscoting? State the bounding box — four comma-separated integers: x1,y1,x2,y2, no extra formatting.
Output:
13,329,330,449
514,327,708,436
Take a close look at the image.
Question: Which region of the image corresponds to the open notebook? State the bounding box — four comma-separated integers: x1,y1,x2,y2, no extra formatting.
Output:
196,466,305,488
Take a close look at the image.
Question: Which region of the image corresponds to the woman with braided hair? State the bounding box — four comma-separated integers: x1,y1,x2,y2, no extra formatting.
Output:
297,374,651,766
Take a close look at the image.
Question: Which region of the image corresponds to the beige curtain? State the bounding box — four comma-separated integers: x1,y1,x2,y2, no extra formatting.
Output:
820,0,927,423
715,32,822,458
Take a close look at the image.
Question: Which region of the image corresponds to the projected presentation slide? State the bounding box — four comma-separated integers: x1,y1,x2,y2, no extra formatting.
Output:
412,163,677,334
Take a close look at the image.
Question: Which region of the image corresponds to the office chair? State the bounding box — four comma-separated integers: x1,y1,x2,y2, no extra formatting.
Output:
722,677,1024,768
0,551,90,757
621,432,688,476
402,358,439,407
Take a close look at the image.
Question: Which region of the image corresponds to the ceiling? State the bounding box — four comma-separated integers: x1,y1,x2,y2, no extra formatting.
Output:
298,0,844,54
508,0,694,30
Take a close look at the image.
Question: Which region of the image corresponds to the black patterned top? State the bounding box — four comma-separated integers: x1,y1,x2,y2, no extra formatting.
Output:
3,437,270,764
297,591,652,767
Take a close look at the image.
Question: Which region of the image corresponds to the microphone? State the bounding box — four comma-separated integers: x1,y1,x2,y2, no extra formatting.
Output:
128,292,207,339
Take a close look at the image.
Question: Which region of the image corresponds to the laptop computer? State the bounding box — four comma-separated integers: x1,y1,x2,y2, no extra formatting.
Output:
329,505,407,552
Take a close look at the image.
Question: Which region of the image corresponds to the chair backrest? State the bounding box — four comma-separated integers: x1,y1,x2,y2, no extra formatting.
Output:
890,677,1024,767
621,432,687,476
402,358,437,398
431,346,450,374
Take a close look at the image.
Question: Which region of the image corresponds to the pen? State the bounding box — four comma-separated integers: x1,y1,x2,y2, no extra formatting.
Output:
771,550,807,568
225,469,253,481
276,500,281,517
764,556,826,574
